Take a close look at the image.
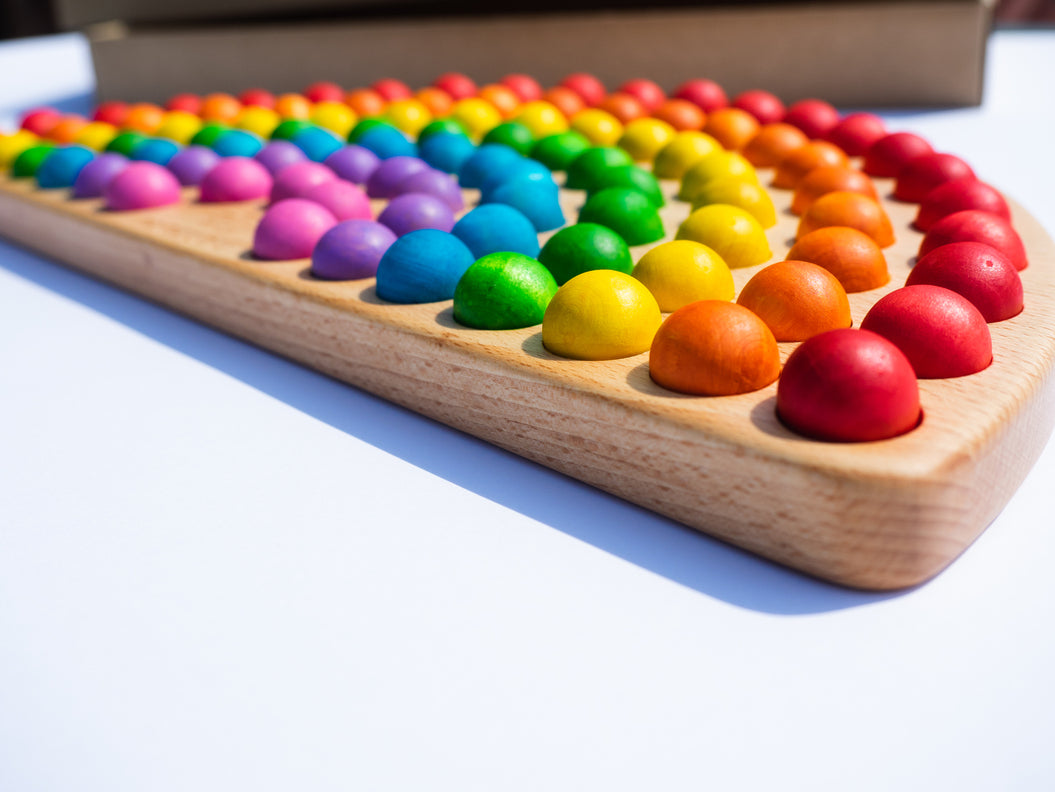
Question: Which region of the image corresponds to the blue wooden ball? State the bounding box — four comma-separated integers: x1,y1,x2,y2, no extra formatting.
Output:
419,131,475,175
452,204,541,259
457,144,523,189
130,137,181,166
485,177,565,232
375,229,475,304
290,126,343,163
36,145,95,188
355,125,417,160
212,129,265,158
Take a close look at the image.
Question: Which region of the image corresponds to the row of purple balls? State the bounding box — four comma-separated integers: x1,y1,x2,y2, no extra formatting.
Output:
74,140,472,279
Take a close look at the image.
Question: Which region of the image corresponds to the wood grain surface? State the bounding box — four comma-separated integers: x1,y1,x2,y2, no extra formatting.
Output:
2,168,1053,590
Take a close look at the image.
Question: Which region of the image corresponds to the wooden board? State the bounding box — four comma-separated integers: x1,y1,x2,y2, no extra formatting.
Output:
1,169,1053,590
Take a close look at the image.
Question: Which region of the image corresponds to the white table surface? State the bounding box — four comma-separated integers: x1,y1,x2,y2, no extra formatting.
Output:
2,30,1054,792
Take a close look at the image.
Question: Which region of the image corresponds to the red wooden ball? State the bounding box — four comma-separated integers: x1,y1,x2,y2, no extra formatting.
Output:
913,177,1011,231
371,78,413,102
432,72,478,100
305,81,344,103
782,98,840,139
862,132,933,178
893,152,976,203
776,328,921,442
91,100,129,126
733,89,785,124
618,78,666,112
238,88,276,108
861,285,992,378
20,107,61,136
560,72,607,106
824,112,887,156
672,78,728,112
500,73,543,102
919,210,1028,271
165,93,201,114
906,241,1023,322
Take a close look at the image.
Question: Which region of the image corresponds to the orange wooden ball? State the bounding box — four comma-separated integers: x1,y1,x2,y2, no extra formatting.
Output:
541,86,586,119
649,301,781,396
736,260,852,342
122,102,165,133
791,166,879,214
742,123,810,168
598,92,648,124
703,107,761,152
274,93,312,119
771,141,849,189
651,99,706,131
478,83,522,119
47,116,89,143
415,86,455,117
345,88,387,118
787,226,890,293
797,192,896,248
200,92,242,123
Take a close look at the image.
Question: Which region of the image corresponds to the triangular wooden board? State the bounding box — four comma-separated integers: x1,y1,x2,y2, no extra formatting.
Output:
2,169,1053,589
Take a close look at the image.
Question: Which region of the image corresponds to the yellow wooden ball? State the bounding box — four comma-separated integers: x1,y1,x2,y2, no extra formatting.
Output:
542,270,662,360
309,101,358,138
514,101,569,139
570,108,624,147
155,111,204,145
74,121,119,151
675,204,772,269
678,150,759,202
618,117,676,162
632,240,735,312
689,178,777,229
0,129,38,168
653,131,722,180
451,98,502,140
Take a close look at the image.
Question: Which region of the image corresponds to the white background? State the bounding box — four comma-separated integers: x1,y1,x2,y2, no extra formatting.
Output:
1,31,1054,791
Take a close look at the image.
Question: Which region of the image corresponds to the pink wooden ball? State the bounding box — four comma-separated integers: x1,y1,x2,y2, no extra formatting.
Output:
104,161,181,211
199,156,272,203
252,198,337,260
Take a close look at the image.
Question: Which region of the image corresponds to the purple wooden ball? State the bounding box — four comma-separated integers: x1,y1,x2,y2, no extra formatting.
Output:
104,161,182,211
254,140,308,175
365,155,429,199
71,152,128,198
311,219,398,280
303,179,373,221
378,192,456,236
253,198,338,260
396,168,464,211
324,145,380,184
166,145,221,186
199,156,273,203
269,160,337,204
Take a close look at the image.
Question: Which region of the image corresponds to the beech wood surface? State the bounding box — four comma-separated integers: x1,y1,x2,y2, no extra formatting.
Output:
2,168,1053,590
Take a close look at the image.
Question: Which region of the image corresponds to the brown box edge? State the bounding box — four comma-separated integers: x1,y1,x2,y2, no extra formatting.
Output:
86,1,994,108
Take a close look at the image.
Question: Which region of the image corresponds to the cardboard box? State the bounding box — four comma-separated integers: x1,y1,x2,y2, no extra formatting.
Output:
79,1,994,107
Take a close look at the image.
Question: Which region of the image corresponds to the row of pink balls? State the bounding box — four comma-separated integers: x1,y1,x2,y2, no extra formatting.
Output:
100,151,464,264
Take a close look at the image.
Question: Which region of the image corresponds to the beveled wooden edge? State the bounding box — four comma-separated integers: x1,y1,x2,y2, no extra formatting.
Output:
1,173,1053,589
